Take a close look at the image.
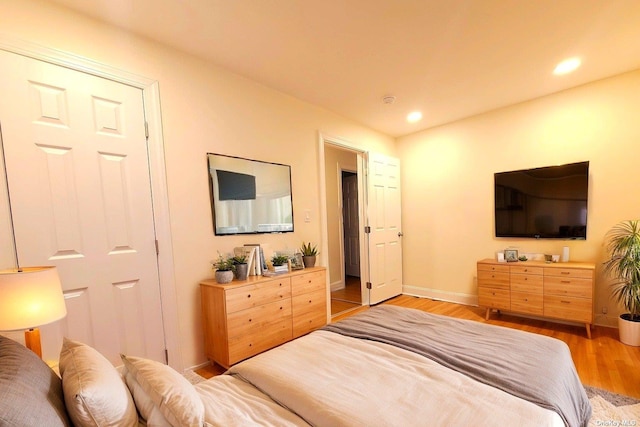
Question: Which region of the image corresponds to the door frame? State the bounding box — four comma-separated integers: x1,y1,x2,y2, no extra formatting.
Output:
0,36,182,370
318,133,370,307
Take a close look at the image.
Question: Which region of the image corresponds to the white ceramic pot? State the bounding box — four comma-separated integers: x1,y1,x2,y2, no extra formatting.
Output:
215,270,234,284
618,314,640,346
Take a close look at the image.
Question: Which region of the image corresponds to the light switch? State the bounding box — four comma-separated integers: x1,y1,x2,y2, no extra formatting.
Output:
304,210,311,223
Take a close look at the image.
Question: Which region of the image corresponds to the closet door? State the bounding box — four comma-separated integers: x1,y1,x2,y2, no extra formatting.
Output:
0,50,166,364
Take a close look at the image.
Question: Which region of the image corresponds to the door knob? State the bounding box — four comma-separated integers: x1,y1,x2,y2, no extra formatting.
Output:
398,232,404,237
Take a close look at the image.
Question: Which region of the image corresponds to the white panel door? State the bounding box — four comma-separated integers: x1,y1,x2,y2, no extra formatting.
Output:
0,50,166,364
367,152,403,304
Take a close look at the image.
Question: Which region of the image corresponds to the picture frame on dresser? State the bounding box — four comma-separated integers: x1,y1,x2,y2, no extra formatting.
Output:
504,249,518,262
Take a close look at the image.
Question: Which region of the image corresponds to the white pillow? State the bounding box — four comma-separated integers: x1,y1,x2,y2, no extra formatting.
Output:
59,338,138,427
120,354,204,427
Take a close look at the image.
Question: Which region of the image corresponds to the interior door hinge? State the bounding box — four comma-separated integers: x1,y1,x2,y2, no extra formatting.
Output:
164,349,168,364
155,239,159,255
144,121,149,139
366,282,372,289
364,226,371,234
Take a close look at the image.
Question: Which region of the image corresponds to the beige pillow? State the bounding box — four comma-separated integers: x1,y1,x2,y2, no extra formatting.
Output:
59,338,137,427
121,354,204,427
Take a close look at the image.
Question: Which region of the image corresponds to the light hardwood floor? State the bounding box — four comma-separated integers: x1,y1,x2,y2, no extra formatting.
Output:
198,294,640,399
330,275,361,315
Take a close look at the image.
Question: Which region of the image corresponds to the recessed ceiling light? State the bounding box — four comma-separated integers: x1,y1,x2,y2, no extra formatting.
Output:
407,111,422,123
553,57,581,75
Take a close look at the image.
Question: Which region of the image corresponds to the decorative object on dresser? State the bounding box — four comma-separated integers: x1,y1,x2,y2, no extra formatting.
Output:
504,248,518,262
300,241,318,268
211,253,234,284
200,267,327,368
477,258,595,338
602,219,640,346
231,254,249,281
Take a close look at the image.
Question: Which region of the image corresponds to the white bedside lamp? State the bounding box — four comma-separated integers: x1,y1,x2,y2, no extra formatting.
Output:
0,266,67,358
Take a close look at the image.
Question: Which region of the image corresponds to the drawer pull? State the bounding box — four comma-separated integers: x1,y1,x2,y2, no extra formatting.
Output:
524,269,528,272
308,300,312,303
561,300,571,304
524,298,528,302
561,272,570,275
247,294,251,298
248,318,252,322
280,306,283,310
308,280,312,283
561,280,570,284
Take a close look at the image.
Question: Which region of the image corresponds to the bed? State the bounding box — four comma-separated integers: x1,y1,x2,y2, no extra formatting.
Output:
0,305,591,427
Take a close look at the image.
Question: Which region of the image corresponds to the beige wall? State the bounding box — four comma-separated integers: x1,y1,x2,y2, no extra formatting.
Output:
1,0,395,369
397,69,640,326
323,145,358,288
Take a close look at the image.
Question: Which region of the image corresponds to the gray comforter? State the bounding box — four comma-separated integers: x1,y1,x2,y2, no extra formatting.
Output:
323,305,591,427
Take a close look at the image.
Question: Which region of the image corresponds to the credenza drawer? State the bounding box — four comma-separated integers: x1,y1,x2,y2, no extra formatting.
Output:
292,289,327,338
478,287,510,310
544,276,592,299
477,263,510,273
227,299,292,338
510,265,544,276
544,296,592,323
291,270,326,296
225,278,291,313
477,270,510,289
228,319,292,365
510,273,543,293
544,267,593,279
511,292,543,315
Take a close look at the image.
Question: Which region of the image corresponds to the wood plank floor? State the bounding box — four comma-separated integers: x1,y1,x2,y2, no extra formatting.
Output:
198,294,640,399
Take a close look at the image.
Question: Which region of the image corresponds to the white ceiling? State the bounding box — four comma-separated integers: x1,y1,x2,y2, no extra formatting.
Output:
46,0,640,137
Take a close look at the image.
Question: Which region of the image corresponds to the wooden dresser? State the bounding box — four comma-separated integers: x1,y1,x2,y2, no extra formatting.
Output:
200,267,327,368
477,259,595,338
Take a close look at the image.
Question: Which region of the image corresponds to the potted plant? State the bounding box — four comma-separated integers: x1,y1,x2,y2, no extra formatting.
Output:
212,253,234,284
231,254,249,281
603,219,640,346
300,242,318,268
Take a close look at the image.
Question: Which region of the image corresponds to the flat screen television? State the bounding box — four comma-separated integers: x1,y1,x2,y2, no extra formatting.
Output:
494,161,589,239
207,153,294,235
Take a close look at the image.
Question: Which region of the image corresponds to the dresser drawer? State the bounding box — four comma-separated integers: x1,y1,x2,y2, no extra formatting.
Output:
510,265,543,275
511,291,543,315
544,267,593,279
227,299,292,338
228,318,292,365
477,270,510,289
292,289,327,338
477,262,510,274
544,276,592,299
478,287,510,310
291,270,326,296
510,273,543,293
544,295,592,323
225,278,291,313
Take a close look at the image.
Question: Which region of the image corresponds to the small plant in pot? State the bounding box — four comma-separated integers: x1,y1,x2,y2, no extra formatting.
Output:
231,254,249,281
300,242,318,268
603,219,640,346
212,253,234,284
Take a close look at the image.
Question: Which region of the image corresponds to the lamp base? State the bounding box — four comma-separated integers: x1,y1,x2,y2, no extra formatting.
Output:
24,328,42,358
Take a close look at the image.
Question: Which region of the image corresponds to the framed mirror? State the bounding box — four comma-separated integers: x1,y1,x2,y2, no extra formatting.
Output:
207,153,294,235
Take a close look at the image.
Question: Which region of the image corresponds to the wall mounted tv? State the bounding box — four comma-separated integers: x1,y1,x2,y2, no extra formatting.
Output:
494,161,589,239
207,153,294,235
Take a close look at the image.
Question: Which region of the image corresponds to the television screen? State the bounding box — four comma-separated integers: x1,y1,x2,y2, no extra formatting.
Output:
494,161,589,239
207,153,294,235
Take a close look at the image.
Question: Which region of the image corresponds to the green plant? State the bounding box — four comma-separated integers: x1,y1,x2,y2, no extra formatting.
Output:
300,242,318,257
603,220,640,321
271,254,290,266
211,253,233,271
231,254,248,265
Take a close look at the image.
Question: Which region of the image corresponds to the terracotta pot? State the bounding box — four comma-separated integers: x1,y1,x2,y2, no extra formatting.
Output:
618,314,640,346
302,255,316,268
215,270,233,284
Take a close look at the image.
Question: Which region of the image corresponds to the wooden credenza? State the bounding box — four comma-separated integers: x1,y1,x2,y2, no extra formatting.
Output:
200,267,327,368
477,259,595,338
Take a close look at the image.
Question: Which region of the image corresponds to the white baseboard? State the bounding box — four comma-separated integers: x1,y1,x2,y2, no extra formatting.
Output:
184,360,211,374
330,280,345,292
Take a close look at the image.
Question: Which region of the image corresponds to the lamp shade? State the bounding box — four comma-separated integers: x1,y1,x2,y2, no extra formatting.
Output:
0,266,67,331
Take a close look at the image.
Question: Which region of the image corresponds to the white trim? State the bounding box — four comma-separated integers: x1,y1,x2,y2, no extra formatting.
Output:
330,279,345,292
402,285,478,306
0,35,182,370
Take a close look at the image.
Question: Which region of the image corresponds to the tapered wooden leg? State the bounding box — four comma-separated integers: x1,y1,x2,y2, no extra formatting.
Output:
485,308,491,320
585,323,592,339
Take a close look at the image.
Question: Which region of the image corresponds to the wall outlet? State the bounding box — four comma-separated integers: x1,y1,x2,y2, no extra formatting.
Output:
602,307,608,314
